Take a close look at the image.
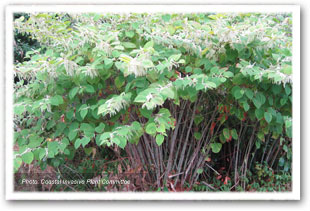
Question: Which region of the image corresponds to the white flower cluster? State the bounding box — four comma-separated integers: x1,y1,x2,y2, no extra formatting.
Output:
80,65,98,79
105,96,129,116
63,59,79,77
98,92,131,117
127,58,146,77
120,54,154,77
14,13,292,86
239,60,292,85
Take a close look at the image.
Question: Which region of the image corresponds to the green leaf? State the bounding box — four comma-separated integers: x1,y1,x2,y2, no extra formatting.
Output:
69,87,79,100
144,40,154,49
99,132,110,144
285,85,291,95
117,136,127,149
243,102,250,111
211,143,222,153
50,95,64,106
169,54,181,61
62,137,69,145
232,86,243,100
231,129,238,140
132,121,142,130
253,98,261,109
84,147,93,155
156,134,164,146
14,105,25,115
268,96,274,106
95,123,105,133
219,77,226,83
21,152,34,164
112,50,120,58
68,122,79,141
285,121,292,139
253,92,266,109
134,91,148,103
69,122,79,131
167,25,175,35
223,71,234,78
145,123,156,135
117,127,130,136
162,14,171,22
280,98,288,106
185,66,192,73
39,149,46,160
197,168,203,174
223,128,230,140
160,87,174,99
125,31,135,38
255,140,261,149
264,112,272,123
142,60,154,68
59,138,69,152
46,120,56,130
115,76,125,89
74,138,82,149
28,135,43,148
245,89,254,99
255,108,264,120
139,107,153,119
79,104,88,120
206,81,217,88
278,157,285,166
193,115,203,126
47,142,59,158
281,65,292,75
111,137,120,146
80,123,95,138
156,124,166,133
85,85,95,93
201,47,209,56
257,131,265,141
81,137,91,147
194,132,202,140
66,110,74,121
14,157,23,171
158,108,171,117
68,130,77,141
122,42,136,48
104,58,114,68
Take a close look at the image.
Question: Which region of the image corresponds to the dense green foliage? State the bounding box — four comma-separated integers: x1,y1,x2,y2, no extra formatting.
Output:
14,13,40,64
13,12,292,191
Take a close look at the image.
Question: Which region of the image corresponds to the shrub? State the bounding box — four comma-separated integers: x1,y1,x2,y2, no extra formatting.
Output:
13,12,292,191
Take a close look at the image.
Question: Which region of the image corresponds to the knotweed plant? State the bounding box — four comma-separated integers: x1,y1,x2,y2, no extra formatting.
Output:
13,12,292,191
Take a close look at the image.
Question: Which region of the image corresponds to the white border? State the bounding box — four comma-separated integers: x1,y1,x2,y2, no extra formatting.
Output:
5,4,300,200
